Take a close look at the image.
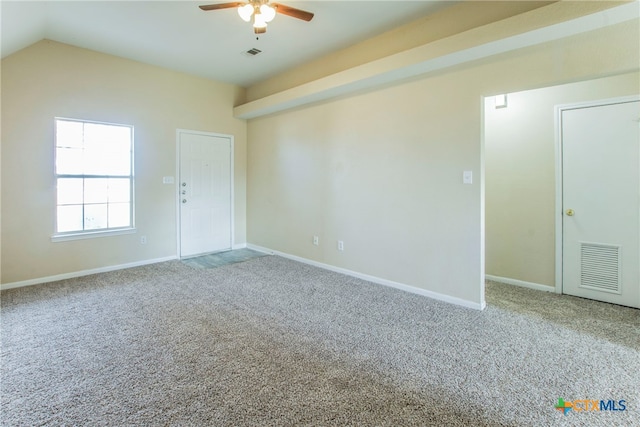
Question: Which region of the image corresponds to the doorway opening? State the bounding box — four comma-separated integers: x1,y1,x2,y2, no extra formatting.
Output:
483,72,639,308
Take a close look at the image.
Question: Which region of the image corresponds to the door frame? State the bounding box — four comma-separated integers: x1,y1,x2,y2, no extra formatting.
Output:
176,129,235,259
554,95,639,295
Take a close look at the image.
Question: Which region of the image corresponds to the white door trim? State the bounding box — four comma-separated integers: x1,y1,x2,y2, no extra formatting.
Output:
176,129,235,259
554,95,640,295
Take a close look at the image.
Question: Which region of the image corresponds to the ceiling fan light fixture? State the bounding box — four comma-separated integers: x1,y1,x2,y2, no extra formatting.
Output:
253,12,267,29
260,4,276,23
237,3,254,22
199,1,314,34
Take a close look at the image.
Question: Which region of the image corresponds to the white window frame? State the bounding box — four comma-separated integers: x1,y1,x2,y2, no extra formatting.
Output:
52,117,136,242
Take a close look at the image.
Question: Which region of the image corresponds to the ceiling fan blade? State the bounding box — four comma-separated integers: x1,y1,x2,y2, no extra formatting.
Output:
199,2,245,11
272,3,314,21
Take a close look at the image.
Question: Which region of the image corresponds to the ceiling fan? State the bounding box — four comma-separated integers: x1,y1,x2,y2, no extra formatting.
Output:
199,1,314,34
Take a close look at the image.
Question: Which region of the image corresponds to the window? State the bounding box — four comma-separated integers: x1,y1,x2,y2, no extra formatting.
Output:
53,118,134,240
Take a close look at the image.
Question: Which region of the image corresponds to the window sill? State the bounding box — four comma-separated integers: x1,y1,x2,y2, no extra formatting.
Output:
51,228,136,243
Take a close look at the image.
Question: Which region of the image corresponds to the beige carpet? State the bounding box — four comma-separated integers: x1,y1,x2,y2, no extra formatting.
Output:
1,256,639,426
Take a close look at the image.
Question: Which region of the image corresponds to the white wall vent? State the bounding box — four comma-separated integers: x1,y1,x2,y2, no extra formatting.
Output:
579,242,622,294
244,48,262,57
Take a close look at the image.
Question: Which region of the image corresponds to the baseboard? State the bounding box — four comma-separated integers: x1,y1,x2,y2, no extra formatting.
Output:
248,244,486,311
486,274,556,293
232,243,247,250
0,256,178,291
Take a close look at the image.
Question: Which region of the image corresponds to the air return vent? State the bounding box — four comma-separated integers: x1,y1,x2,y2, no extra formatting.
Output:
244,48,262,57
580,242,621,294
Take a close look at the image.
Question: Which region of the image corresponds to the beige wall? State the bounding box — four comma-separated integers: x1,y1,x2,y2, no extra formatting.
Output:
248,79,484,303
1,40,247,284
485,72,640,287
247,19,639,307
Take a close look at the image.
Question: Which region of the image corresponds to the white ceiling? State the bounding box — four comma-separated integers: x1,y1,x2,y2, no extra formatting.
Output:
1,1,454,87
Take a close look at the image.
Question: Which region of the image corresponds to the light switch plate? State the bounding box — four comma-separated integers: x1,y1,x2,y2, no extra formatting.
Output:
463,171,473,184
163,176,175,184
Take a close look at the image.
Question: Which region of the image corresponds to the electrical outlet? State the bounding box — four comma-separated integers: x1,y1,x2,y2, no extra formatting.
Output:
140,235,147,244
338,240,344,251
313,236,319,246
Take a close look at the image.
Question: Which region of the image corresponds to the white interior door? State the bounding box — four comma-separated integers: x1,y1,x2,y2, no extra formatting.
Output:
179,131,232,258
561,99,639,308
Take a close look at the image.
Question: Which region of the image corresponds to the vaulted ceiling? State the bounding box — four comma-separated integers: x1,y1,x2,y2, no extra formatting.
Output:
1,1,456,87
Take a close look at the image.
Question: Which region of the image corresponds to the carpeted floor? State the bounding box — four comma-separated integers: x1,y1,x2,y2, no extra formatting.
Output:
1,256,638,426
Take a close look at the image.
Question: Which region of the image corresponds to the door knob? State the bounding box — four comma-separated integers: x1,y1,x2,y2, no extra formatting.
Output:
182,199,187,204
182,182,187,187
565,209,575,216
